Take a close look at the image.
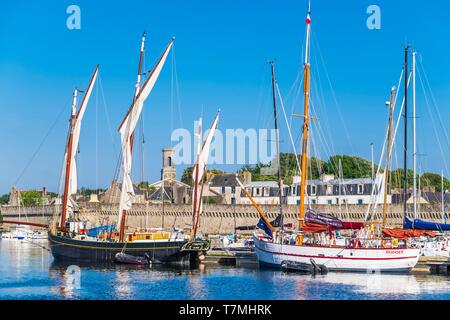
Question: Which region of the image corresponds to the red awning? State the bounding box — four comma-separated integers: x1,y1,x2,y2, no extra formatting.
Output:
302,222,329,233
337,222,365,230
302,221,365,233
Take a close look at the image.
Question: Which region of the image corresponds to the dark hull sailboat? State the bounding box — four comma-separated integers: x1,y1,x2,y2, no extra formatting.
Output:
48,232,192,264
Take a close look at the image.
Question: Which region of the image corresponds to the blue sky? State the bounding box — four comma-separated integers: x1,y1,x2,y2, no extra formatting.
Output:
1,0,450,194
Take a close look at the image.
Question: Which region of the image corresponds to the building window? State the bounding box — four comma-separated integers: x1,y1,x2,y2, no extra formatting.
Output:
231,186,236,194
357,184,364,195
336,198,339,205
168,156,172,167
311,199,317,204
327,199,332,205
256,188,260,196
358,199,363,205
221,186,226,194
231,197,236,205
311,185,317,196
297,200,300,205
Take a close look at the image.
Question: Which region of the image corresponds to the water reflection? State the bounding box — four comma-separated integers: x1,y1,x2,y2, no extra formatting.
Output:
2,239,450,300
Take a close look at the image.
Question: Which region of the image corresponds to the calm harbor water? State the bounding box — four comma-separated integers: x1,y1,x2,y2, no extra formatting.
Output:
1,239,450,300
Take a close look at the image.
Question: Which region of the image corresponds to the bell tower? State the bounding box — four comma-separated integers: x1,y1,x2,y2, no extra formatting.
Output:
161,148,176,181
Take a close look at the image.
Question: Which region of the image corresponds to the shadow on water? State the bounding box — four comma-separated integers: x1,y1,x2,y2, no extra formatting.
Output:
49,259,207,275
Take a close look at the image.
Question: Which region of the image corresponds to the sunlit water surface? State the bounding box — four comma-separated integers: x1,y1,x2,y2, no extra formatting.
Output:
1,239,450,300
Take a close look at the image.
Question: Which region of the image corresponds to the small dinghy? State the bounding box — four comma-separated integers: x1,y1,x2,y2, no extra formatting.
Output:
281,259,328,275
114,252,152,265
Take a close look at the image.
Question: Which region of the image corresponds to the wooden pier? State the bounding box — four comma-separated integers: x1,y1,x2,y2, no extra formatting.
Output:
202,249,258,267
413,257,450,275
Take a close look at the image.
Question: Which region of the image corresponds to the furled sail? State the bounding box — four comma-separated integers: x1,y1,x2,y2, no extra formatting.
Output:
403,217,450,232
117,39,174,230
62,66,99,219
191,112,220,237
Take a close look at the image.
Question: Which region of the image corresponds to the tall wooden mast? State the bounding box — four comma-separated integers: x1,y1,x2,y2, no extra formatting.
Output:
382,87,396,228
60,89,78,229
119,31,146,242
269,61,284,227
297,1,312,246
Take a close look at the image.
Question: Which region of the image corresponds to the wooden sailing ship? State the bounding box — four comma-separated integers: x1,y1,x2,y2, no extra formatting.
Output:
48,33,211,264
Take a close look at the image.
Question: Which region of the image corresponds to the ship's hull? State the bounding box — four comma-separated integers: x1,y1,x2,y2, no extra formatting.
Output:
254,235,420,273
48,232,191,265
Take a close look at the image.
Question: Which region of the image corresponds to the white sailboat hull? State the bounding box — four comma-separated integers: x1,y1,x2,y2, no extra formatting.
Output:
254,235,420,273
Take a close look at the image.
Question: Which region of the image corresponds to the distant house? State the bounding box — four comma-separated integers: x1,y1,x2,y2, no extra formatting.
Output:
240,181,288,205
204,172,251,205
98,181,147,204
287,174,390,205
7,186,50,206
421,192,449,205
392,190,450,206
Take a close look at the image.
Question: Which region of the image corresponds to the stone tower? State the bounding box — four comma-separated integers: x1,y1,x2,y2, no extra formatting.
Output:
161,148,176,181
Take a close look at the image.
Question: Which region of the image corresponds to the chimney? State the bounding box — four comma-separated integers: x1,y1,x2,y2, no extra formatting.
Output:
243,171,252,185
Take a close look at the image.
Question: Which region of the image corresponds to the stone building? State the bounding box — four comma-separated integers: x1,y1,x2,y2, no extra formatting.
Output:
148,148,191,204
287,174,390,205
240,181,287,205
7,186,50,206
98,181,147,204
204,172,251,204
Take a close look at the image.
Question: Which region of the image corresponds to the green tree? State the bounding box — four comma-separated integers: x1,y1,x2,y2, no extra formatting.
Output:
390,168,415,189
181,166,194,186
181,167,224,186
79,187,106,196
325,155,376,179
420,172,450,192
0,194,10,205
20,190,44,207
138,181,150,190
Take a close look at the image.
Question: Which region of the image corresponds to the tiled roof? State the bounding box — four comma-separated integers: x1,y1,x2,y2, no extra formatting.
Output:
209,174,240,187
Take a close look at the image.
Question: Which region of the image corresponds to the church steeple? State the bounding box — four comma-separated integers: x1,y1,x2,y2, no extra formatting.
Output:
161,148,176,181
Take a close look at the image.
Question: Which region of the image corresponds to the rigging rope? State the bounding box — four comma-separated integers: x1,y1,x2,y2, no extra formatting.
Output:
13,96,71,187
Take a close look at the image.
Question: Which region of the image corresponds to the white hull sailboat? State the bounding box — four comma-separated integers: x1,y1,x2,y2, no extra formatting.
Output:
254,235,419,272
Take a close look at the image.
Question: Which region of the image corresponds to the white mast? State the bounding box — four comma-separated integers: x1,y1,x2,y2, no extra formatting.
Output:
304,0,311,65
412,51,417,219
135,32,146,98
371,143,374,181
442,170,446,223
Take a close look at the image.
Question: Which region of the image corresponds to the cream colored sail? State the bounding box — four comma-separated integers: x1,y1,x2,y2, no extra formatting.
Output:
117,39,174,230
191,117,203,217
192,112,220,236
63,66,99,218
